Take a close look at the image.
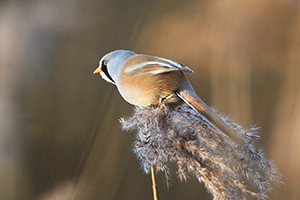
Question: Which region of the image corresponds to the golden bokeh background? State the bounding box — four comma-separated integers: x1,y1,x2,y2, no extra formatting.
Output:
0,0,299,199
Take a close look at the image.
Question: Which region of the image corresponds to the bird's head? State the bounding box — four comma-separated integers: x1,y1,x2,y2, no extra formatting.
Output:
93,50,136,84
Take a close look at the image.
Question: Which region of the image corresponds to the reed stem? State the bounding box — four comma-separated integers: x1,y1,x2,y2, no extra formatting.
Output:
151,165,159,200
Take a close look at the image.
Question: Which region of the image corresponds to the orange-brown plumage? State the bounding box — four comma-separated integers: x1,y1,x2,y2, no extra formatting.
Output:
94,50,243,145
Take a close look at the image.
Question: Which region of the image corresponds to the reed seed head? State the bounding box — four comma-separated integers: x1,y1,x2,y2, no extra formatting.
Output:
120,104,281,199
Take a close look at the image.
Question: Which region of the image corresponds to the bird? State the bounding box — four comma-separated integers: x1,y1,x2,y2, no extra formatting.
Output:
93,50,243,145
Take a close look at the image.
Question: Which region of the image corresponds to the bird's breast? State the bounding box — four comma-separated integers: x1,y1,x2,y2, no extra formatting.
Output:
117,70,186,107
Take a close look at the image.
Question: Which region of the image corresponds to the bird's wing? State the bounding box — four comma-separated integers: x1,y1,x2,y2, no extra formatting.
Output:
124,55,194,75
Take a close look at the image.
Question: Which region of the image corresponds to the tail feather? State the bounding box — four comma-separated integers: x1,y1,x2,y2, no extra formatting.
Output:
176,90,243,145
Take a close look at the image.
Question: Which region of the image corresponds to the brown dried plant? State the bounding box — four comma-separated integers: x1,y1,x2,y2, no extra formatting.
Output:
120,104,281,200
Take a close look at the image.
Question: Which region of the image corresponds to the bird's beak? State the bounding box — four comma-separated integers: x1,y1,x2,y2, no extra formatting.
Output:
93,67,102,74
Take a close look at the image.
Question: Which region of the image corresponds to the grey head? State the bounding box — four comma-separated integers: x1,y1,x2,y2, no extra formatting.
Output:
97,50,136,84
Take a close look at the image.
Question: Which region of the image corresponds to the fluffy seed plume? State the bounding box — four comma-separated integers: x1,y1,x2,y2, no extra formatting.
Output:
120,104,281,200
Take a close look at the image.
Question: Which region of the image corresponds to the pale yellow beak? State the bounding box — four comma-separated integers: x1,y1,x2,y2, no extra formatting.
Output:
93,67,102,74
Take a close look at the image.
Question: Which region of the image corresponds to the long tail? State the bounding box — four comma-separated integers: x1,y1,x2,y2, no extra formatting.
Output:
176,90,243,145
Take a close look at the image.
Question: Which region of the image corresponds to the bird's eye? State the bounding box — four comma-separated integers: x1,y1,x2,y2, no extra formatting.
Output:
102,60,108,66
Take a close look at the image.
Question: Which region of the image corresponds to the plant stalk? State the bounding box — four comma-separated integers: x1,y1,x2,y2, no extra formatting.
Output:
151,165,159,200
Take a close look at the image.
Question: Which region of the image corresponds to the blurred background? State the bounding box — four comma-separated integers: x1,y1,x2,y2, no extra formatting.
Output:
0,0,299,199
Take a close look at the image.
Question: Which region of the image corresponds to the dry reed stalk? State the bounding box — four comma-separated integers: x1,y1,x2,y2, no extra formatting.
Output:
120,104,281,200
151,165,159,200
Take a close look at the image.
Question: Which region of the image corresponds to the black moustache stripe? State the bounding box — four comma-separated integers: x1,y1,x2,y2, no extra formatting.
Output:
102,64,115,83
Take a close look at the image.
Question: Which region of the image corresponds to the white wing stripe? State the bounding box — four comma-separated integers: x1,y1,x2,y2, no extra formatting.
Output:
158,57,183,69
124,61,175,73
143,69,173,74
158,57,194,73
